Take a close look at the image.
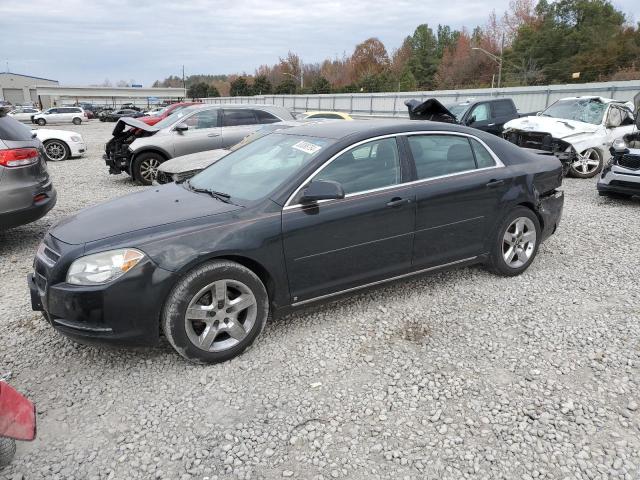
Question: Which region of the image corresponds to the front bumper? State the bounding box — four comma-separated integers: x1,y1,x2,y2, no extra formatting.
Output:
29,256,176,347
597,166,640,196
538,190,564,242
69,141,86,157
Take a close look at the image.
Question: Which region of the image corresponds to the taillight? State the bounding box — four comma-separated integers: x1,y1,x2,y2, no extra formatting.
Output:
0,148,40,167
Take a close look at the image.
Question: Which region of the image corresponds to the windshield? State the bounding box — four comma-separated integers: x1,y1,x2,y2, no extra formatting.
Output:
445,103,471,120
188,133,333,203
229,124,293,152
154,105,203,129
541,99,607,125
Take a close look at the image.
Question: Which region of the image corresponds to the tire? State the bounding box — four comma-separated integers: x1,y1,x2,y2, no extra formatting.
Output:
0,437,16,468
43,139,70,162
162,260,269,364
132,152,165,185
36,118,46,126
569,148,602,178
488,206,541,276
72,117,82,125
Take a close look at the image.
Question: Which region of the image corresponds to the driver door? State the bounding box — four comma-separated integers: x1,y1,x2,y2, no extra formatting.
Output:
282,137,415,303
466,103,491,132
172,109,223,157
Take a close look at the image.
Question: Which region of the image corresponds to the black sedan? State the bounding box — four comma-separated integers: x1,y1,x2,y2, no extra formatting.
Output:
100,109,145,122
29,121,564,363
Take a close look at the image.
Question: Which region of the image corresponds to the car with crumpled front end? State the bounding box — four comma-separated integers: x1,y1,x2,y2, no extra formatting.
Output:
0,111,56,229
503,96,636,178
104,103,295,185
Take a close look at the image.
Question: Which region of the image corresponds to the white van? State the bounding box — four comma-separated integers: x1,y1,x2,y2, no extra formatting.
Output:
33,107,85,126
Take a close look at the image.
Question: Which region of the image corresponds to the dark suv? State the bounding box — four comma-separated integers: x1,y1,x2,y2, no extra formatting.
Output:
0,112,57,229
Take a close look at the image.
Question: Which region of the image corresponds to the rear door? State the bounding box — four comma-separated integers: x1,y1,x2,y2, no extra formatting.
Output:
172,108,223,157
220,109,261,147
489,100,517,135
282,136,416,302
406,133,509,268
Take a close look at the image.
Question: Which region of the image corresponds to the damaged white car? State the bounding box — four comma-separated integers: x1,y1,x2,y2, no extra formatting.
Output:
503,96,636,178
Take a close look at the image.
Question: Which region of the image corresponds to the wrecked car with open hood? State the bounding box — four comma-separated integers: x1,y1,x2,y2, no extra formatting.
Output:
103,104,294,185
405,97,522,137
503,96,636,178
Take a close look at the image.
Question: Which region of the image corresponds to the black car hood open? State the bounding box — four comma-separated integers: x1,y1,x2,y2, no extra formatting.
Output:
405,98,458,123
111,117,160,136
50,183,241,245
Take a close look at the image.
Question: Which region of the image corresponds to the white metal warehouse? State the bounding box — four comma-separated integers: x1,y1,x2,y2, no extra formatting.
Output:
0,71,59,107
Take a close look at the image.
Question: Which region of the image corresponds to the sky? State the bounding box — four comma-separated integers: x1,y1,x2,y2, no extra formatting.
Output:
1,0,637,86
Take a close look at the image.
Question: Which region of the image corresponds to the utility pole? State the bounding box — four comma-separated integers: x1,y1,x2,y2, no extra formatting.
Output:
497,33,504,89
182,65,186,99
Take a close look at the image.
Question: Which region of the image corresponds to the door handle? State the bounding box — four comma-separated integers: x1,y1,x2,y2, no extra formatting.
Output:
386,197,411,208
488,123,496,127
207,133,220,137
486,179,505,188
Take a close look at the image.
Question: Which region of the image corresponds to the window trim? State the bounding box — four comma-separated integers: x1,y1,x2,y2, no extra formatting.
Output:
284,131,505,209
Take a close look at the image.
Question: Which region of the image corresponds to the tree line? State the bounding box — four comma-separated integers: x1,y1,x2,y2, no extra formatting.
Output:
152,0,640,98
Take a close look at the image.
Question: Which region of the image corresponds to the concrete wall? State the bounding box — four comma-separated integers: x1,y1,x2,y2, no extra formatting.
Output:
202,80,640,117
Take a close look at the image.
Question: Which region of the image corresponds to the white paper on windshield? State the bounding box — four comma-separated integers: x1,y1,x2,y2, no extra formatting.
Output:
292,140,322,155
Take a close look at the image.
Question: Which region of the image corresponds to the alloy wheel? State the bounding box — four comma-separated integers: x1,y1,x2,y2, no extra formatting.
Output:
140,158,161,183
571,148,601,175
44,141,66,161
184,279,257,352
502,217,537,269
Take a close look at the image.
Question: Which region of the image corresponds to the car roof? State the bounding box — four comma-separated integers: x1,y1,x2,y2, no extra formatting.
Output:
279,119,476,140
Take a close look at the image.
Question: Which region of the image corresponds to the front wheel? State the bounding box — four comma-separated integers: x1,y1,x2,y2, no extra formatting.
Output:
132,152,164,186
488,207,541,276
162,260,269,364
569,148,602,178
0,437,16,467
43,139,70,162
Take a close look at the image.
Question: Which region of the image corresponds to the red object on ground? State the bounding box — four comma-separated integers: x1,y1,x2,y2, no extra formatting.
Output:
0,382,36,441
140,102,200,126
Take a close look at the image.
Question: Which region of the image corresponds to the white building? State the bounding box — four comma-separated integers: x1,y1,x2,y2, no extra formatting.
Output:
0,72,59,107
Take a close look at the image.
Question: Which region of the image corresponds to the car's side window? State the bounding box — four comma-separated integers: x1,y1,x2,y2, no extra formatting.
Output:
408,135,477,180
254,109,280,124
469,138,496,168
311,138,401,196
222,109,258,127
607,107,622,128
184,109,220,129
469,103,490,122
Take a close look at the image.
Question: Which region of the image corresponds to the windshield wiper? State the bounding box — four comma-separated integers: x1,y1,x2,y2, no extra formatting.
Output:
186,180,234,204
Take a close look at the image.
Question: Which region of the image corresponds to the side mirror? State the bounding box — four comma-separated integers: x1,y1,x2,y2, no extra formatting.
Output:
175,123,189,132
301,180,345,203
466,115,476,126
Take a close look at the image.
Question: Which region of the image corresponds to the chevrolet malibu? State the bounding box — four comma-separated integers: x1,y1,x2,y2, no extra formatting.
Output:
29,121,564,363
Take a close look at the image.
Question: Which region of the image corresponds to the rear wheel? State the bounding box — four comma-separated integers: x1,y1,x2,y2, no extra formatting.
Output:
569,148,602,178
132,152,165,185
36,118,46,126
488,207,541,276
162,260,269,364
43,139,70,162
72,117,82,125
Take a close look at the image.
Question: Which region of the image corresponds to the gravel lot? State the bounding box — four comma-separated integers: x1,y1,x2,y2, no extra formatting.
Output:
1,121,639,480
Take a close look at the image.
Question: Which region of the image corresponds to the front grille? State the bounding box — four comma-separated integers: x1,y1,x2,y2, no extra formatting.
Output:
504,131,572,157
609,180,640,189
617,154,640,170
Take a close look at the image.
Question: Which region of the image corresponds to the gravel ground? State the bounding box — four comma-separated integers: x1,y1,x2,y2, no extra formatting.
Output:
1,121,639,480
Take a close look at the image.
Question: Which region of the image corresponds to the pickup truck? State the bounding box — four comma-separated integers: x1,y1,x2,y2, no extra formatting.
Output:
405,98,522,136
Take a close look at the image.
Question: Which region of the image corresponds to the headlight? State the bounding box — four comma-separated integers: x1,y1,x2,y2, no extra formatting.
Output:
66,248,145,285
70,135,82,142
612,138,627,151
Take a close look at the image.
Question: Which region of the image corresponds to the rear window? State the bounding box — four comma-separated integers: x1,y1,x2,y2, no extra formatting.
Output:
0,115,34,141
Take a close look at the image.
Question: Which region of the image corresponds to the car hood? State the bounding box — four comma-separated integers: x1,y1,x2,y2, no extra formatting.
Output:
159,149,230,174
404,98,458,123
112,117,160,136
50,182,242,245
33,129,77,142
504,116,600,139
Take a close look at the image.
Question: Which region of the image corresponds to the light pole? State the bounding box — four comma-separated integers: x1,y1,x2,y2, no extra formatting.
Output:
472,33,504,88
283,72,303,90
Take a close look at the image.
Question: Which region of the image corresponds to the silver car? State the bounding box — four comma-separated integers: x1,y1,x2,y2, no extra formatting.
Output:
104,103,294,185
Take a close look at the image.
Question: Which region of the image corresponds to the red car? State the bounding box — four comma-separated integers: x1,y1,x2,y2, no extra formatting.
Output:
140,102,200,126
